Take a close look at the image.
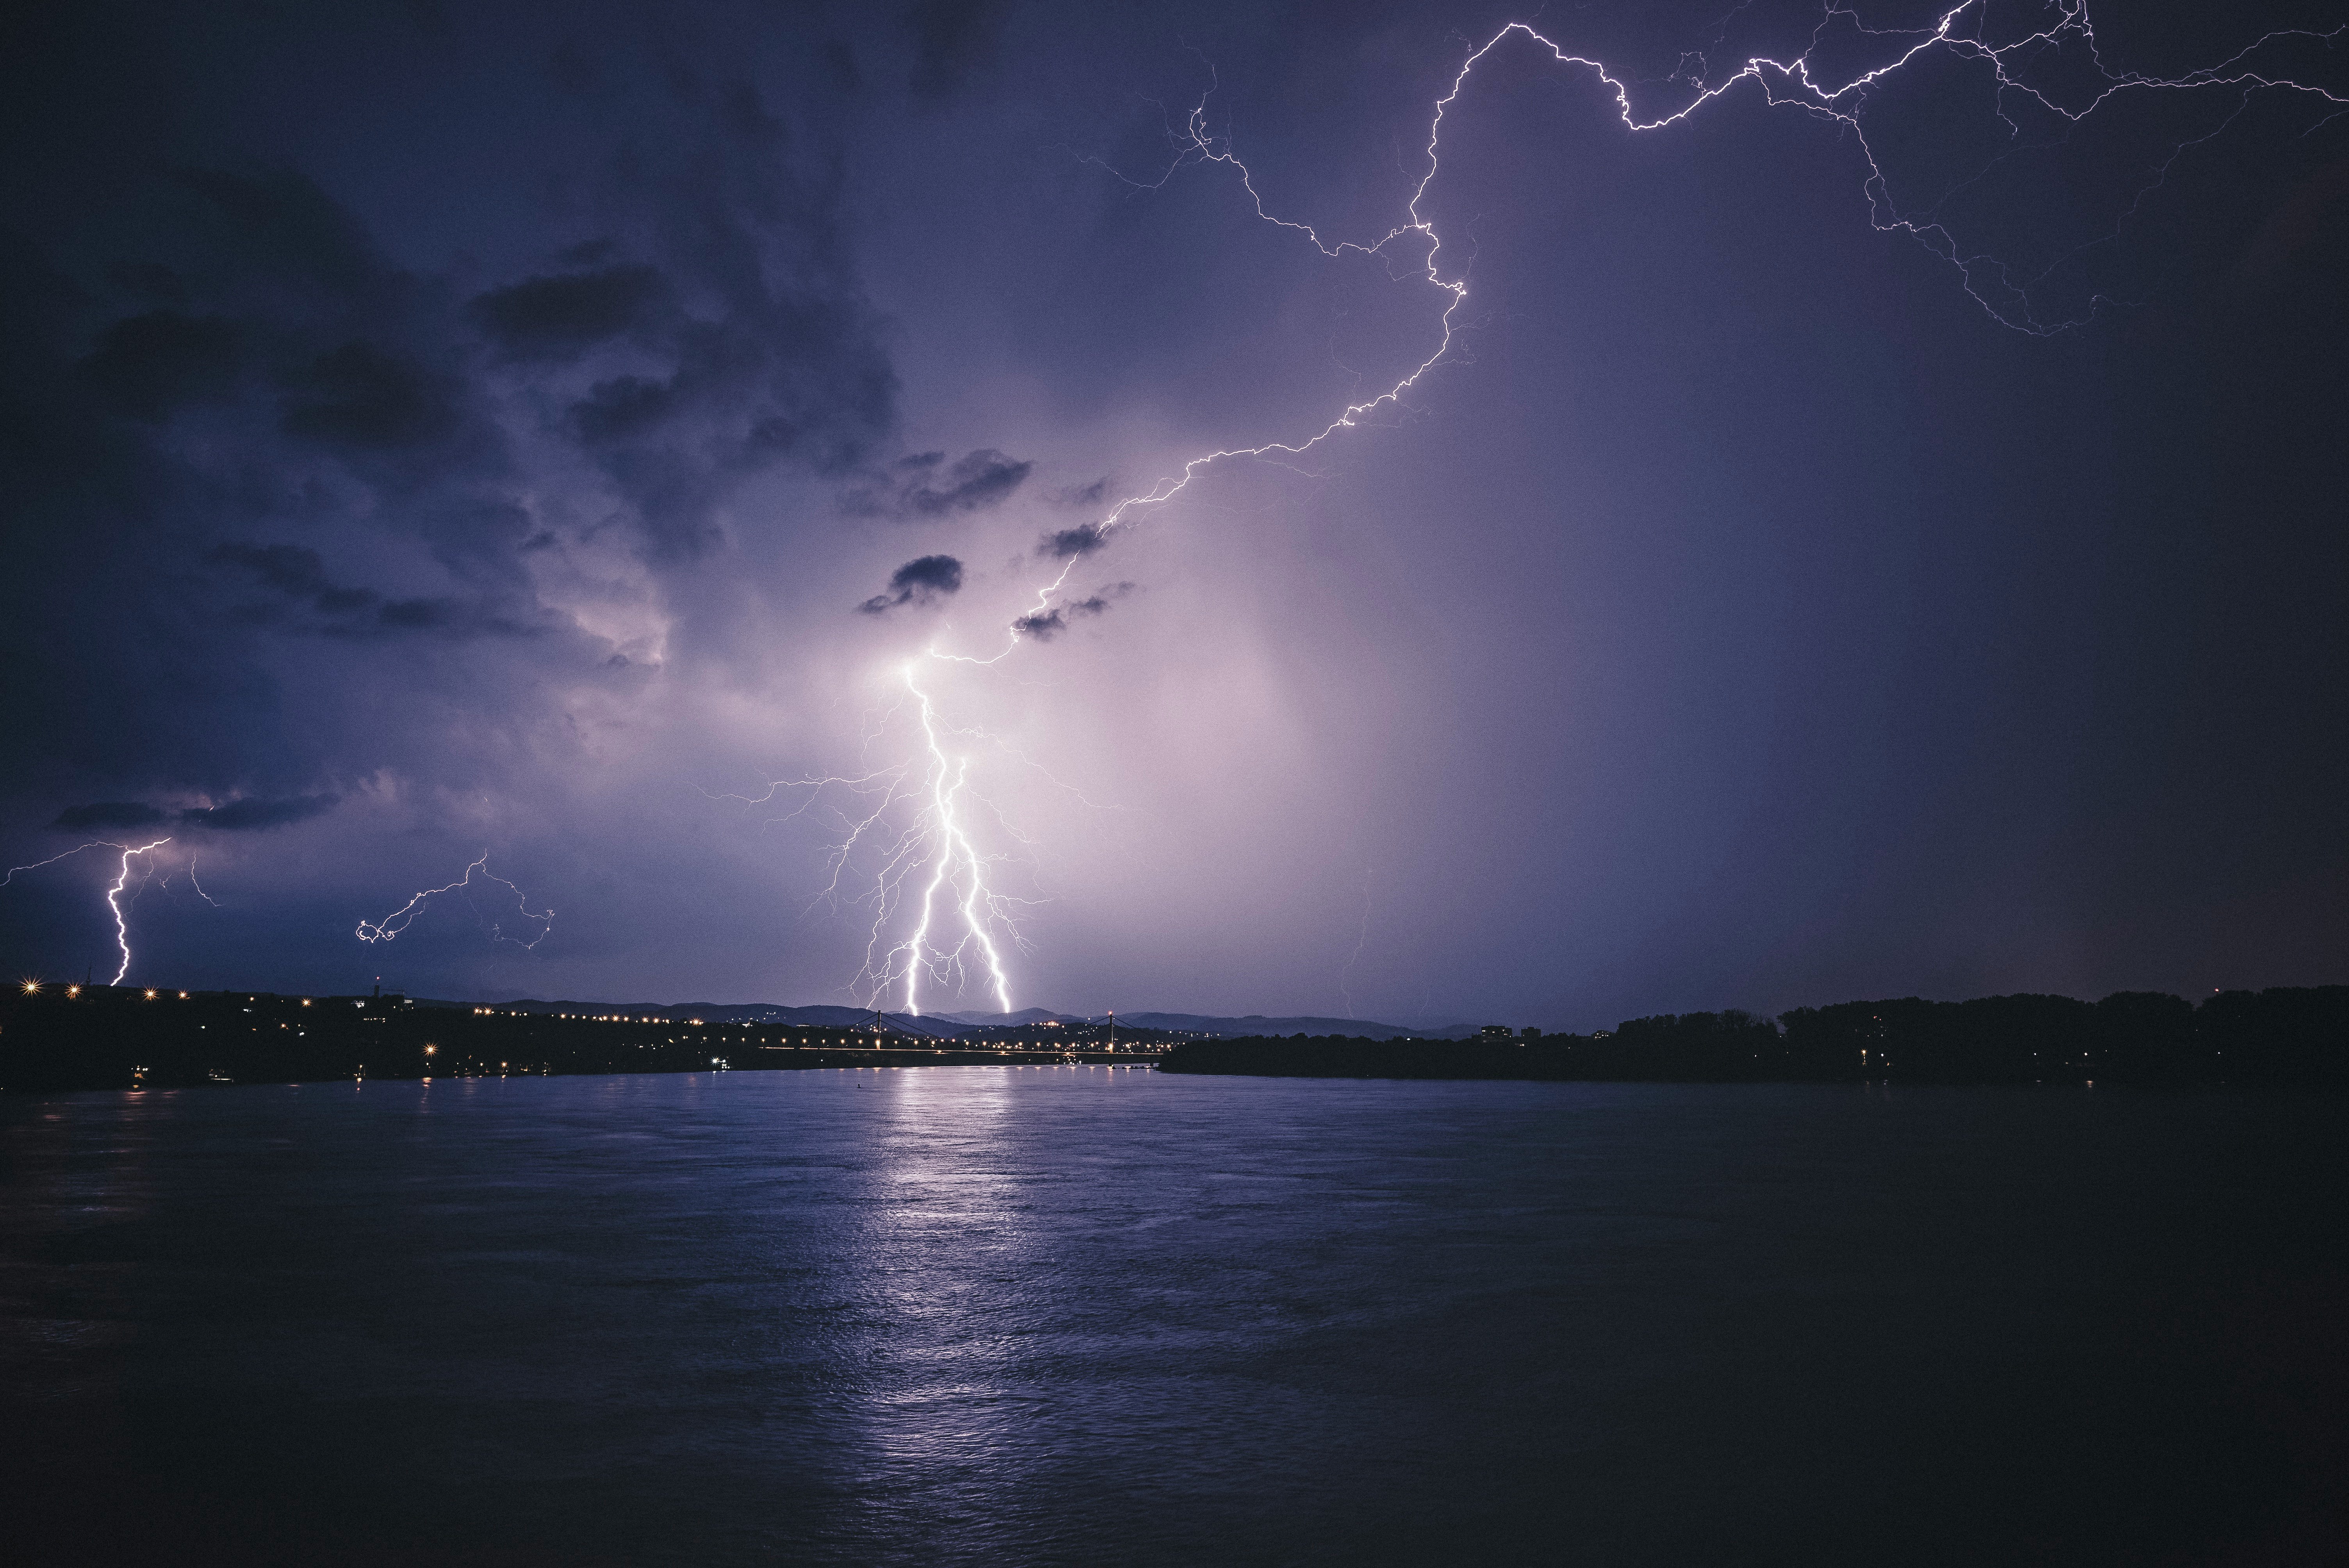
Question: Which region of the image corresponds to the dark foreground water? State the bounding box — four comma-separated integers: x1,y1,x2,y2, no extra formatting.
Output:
2,1069,2343,1566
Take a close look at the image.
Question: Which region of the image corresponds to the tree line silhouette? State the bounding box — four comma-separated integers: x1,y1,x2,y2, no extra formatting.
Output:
1156,987,2349,1085
4,983,2342,1091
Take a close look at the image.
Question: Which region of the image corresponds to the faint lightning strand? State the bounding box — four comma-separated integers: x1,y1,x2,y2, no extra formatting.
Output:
2,842,123,886
187,853,221,908
356,852,553,950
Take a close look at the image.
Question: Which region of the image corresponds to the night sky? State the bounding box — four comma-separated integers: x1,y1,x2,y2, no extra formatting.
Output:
2,1,2342,1028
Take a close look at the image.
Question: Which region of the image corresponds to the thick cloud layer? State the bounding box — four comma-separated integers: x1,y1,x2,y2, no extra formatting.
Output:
53,796,337,832
1,2,2340,1022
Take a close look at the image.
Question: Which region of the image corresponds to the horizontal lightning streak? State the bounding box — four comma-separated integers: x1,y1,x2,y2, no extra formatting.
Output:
356,852,553,950
2,843,127,887
991,2,2345,643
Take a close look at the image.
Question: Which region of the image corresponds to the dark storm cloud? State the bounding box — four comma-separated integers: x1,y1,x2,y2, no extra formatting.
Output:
467,265,663,359
209,543,375,612
718,78,786,143
903,0,1012,99
859,554,965,614
0,0,923,813
106,263,190,305
170,166,381,296
1012,582,1132,641
822,38,862,92
536,192,901,558
0,154,628,807
910,449,1030,513
177,794,338,831
850,448,1034,518
50,795,338,832
336,596,548,640
210,541,557,640
280,342,456,449
1039,522,1107,559
570,374,677,444
78,310,243,421
50,802,171,830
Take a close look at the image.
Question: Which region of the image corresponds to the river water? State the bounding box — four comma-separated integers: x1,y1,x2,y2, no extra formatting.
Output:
3,1068,2342,1565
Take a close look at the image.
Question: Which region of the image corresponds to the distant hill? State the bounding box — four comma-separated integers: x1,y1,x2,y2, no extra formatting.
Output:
1110,1012,1474,1041
492,999,1476,1040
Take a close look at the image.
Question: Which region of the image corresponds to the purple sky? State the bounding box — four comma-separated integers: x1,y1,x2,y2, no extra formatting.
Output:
2,2,2342,1027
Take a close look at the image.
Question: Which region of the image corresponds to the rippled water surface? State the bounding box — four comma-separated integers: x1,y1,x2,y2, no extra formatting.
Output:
3,1068,2343,1565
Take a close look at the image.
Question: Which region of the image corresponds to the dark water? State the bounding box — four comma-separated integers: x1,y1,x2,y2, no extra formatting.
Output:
2,1069,2342,1566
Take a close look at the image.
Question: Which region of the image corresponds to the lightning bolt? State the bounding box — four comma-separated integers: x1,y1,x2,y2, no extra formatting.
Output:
5,837,183,985
104,839,171,985
897,660,1015,1016
772,2,2342,1012
720,659,1040,1015
356,852,553,950
1018,3,2347,616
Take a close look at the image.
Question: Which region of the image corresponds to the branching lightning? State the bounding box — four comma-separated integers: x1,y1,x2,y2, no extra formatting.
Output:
1030,2,2345,596
715,663,1043,1015
899,663,1016,1015
356,853,553,949
2,843,121,889
770,2,2341,1014
104,839,172,985
5,837,182,985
